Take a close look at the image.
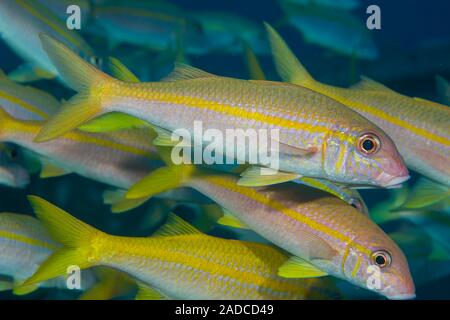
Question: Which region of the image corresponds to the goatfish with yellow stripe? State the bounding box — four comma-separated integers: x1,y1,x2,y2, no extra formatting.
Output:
35,34,408,188
22,196,340,300
0,107,209,210
123,151,415,299
0,0,95,82
265,24,449,198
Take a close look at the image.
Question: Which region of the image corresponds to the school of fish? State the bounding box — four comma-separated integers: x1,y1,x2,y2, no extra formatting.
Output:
0,0,449,301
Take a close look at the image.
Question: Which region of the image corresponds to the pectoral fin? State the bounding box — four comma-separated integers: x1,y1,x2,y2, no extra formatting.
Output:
40,160,71,178
135,282,167,300
278,256,328,278
217,209,249,230
237,166,301,186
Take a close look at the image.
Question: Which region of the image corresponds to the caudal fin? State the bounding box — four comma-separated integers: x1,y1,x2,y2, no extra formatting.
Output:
35,34,116,142
20,196,104,287
264,23,315,86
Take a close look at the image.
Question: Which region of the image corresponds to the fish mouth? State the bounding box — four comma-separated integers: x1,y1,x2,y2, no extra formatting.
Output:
376,172,410,188
387,293,416,300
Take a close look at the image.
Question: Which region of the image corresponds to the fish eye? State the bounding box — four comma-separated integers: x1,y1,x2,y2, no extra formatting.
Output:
371,250,391,268
357,133,380,155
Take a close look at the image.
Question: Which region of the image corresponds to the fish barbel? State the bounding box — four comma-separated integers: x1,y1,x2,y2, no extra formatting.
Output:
36,34,408,188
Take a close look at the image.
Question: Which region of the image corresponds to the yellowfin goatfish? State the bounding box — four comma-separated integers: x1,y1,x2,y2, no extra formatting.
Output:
280,2,378,60
36,35,408,188
0,212,95,295
124,159,415,299
266,24,450,192
23,196,340,300
0,0,95,82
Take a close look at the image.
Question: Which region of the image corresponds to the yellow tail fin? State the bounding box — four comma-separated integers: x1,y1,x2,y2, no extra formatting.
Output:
21,196,104,287
264,23,315,86
35,34,116,142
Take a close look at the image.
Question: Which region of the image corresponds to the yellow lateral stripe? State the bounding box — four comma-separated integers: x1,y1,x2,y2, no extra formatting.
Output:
16,0,85,53
206,175,372,256
322,88,450,146
8,121,156,159
0,230,57,250
351,255,361,278
0,91,48,119
132,91,343,139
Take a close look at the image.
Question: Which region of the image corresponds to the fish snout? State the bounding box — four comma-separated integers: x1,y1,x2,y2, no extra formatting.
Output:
376,158,410,187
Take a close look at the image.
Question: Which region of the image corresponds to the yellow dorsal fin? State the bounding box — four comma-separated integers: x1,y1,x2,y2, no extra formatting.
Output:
108,57,140,83
278,256,328,278
153,213,201,237
217,209,249,229
135,282,167,300
264,22,314,86
243,42,266,80
350,76,393,92
162,63,217,82
40,159,71,178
